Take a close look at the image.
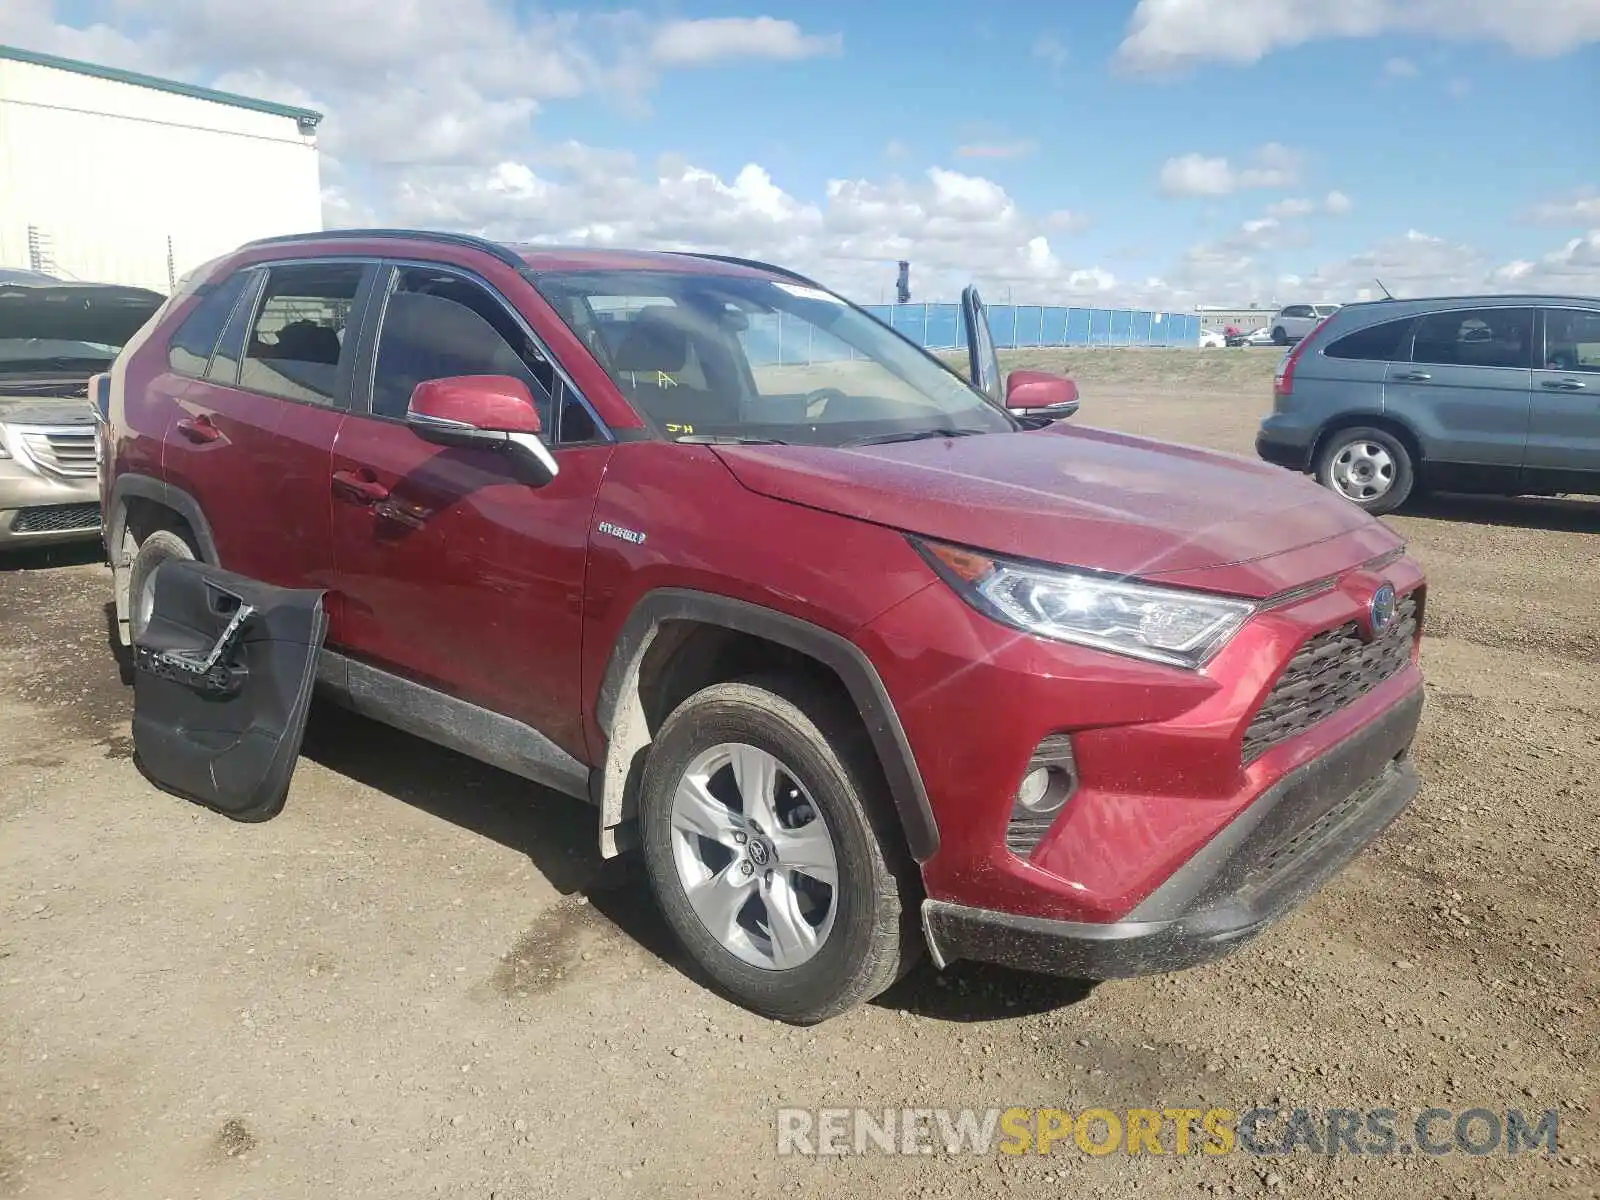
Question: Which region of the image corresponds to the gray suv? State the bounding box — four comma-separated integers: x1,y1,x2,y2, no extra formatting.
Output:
1256,294,1600,514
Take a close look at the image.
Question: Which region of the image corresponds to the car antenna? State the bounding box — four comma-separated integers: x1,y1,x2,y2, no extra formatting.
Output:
1374,277,1394,300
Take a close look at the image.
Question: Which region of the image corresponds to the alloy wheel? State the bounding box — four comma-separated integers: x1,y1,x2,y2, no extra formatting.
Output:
669,742,839,970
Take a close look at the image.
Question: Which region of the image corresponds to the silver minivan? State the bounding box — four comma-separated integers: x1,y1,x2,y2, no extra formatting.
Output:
1256,294,1600,514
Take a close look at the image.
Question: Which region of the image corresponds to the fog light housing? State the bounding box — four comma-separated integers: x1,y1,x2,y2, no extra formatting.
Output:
1005,735,1078,858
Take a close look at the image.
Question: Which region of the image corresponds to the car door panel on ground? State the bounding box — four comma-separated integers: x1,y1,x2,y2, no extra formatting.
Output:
165,261,376,628
131,557,328,821
1526,306,1600,492
328,264,611,762
1383,306,1533,489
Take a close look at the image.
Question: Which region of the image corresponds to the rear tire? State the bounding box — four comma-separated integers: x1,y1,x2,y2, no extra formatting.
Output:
128,529,196,642
637,673,918,1024
1315,426,1415,515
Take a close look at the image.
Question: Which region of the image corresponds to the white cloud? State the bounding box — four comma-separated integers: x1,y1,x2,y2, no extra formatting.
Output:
1159,143,1301,196
1383,55,1419,77
1492,231,1600,294
1,0,1587,311
1170,223,1600,307
1266,191,1353,218
1266,197,1315,218
1046,210,1092,233
1526,188,1600,225
1116,0,1600,74
955,140,1038,160
648,17,842,67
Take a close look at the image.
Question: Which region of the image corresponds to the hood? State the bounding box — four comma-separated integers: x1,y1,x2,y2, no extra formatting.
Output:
713,424,1400,599
0,282,165,348
0,394,95,425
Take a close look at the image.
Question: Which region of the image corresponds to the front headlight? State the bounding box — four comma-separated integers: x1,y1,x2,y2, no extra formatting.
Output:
914,538,1255,670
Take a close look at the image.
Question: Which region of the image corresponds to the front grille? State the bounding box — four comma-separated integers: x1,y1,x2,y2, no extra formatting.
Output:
12,502,102,534
1241,594,1418,764
17,426,97,478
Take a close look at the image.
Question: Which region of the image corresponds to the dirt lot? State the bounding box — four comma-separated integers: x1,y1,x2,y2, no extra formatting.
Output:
2,349,1595,1199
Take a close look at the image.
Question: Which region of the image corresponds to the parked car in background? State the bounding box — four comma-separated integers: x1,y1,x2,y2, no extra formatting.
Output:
1270,303,1341,345
1256,294,1600,514
1,277,164,548
1243,325,1279,348
1198,328,1226,349
102,230,1426,1024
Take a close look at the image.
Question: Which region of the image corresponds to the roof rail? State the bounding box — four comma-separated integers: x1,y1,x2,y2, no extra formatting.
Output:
666,251,825,289
240,228,524,269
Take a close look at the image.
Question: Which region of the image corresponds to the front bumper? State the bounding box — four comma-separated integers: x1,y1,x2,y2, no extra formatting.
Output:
922,684,1423,978
0,461,102,547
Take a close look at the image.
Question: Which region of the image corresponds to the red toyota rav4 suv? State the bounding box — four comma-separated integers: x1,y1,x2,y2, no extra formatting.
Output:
99,230,1425,1024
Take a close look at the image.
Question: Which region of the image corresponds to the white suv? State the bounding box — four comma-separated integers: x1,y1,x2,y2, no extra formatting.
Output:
1270,303,1340,345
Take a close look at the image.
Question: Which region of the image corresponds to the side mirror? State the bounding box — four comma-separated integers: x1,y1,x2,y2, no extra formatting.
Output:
406,375,558,486
1005,370,1079,421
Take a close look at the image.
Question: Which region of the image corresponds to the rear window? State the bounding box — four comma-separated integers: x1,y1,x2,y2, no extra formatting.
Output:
1325,317,1413,362
168,271,251,377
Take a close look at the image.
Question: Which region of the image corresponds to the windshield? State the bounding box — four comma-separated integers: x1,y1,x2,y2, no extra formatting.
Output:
531,269,1014,446
0,337,120,373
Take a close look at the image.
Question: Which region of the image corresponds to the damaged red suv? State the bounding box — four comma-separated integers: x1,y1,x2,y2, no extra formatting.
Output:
99,231,1425,1024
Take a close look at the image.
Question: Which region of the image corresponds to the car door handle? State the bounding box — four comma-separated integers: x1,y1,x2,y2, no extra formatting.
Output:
1540,378,1586,391
1391,371,1432,383
175,415,222,443
331,469,391,504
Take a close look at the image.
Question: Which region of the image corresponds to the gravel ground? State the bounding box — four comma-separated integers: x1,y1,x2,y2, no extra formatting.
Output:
2,350,1595,1199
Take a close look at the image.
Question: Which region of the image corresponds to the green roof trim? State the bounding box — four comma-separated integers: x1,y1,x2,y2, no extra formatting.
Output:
0,43,322,126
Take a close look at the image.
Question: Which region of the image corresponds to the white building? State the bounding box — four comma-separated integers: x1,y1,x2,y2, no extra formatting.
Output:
0,44,322,294
1194,305,1278,333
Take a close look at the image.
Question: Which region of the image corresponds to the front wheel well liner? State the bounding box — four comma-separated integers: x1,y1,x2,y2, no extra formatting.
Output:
593,589,938,864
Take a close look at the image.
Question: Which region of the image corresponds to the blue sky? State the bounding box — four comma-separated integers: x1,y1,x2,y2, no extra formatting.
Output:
6,0,1600,305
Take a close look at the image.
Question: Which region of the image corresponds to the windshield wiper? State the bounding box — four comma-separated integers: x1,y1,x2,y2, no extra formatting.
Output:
674,433,788,445
843,427,989,447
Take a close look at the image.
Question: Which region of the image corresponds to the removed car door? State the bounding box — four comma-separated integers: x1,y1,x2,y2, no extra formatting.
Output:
131,558,327,821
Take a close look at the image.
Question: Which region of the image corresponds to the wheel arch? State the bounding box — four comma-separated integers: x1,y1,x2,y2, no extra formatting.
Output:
106,474,220,644
593,589,938,864
1311,412,1425,477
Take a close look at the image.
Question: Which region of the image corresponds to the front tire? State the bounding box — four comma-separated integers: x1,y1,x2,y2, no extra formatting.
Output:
1315,426,1415,515
127,529,196,642
637,674,917,1024
1272,326,1289,346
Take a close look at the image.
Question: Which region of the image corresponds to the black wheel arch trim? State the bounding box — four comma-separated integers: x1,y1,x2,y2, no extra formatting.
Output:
106,473,221,565
595,588,939,862
1312,412,1424,465
106,474,221,645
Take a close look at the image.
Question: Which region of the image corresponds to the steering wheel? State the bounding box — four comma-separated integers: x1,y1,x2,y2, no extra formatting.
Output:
802,387,848,420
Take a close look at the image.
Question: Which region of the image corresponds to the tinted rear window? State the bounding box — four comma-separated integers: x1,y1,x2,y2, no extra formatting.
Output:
168,271,250,377
1325,317,1413,362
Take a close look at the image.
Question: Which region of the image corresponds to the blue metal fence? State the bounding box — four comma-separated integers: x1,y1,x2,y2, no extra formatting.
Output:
740,302,1200,365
